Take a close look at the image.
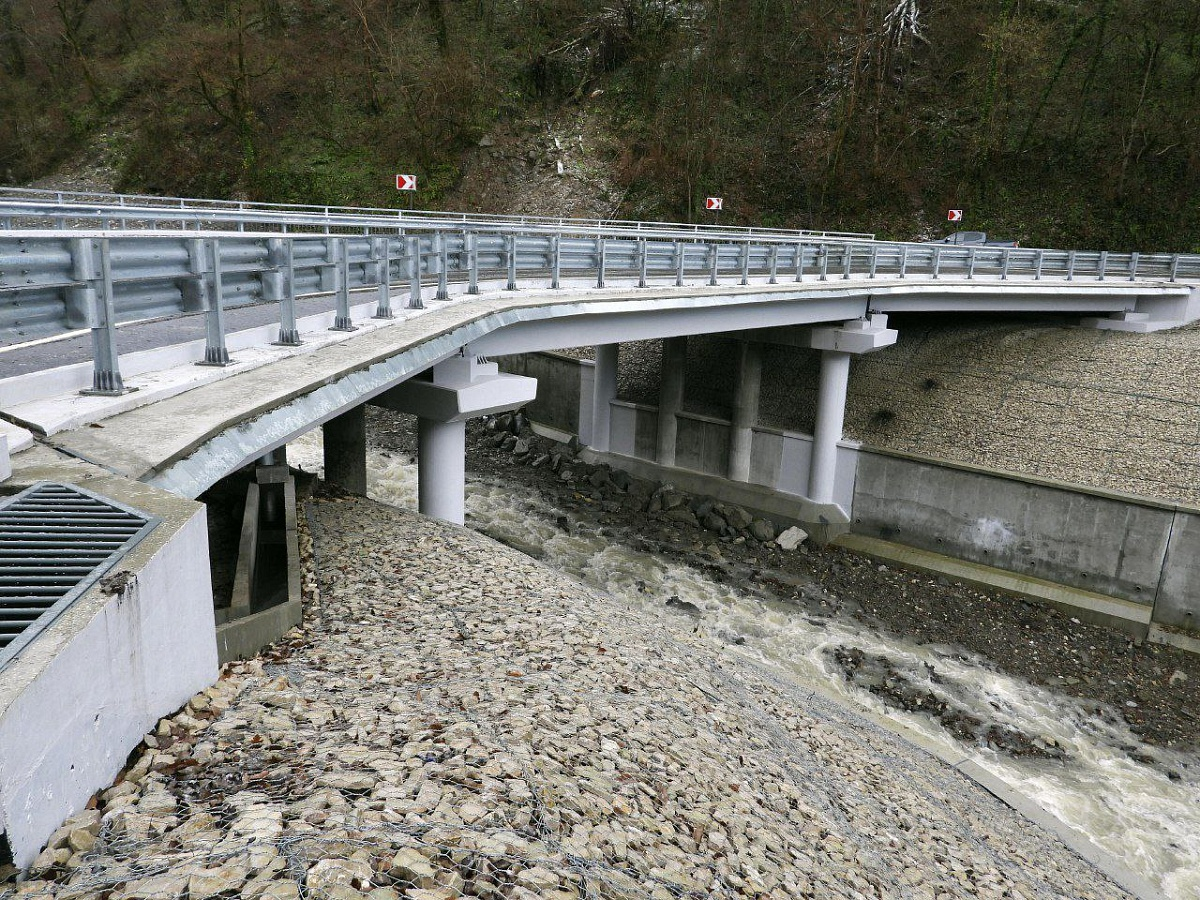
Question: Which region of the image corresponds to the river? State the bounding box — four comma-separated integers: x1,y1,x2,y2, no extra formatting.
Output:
289,433,1199,898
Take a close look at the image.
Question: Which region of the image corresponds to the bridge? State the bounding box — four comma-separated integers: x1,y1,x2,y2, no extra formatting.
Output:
1,188,1198,868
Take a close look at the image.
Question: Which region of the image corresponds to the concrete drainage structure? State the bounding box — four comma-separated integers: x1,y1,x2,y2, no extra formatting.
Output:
0,459,216,868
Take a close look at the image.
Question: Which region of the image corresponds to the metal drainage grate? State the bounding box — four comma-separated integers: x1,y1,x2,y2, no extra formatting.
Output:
0,482,159,672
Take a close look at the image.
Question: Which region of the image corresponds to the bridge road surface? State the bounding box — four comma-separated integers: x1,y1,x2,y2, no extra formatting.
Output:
0,293,345,377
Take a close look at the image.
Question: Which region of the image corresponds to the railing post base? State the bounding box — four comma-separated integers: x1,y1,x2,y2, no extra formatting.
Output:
197,347,233,366
273,330,303,347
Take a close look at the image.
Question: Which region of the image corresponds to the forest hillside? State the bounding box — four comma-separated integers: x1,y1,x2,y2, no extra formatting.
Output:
2,0,1198,249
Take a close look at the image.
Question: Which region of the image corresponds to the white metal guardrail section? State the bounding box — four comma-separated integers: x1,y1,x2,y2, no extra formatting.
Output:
0,187,874,241
1,198,1198,398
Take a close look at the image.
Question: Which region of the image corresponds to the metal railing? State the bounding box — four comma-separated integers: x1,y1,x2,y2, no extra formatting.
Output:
1,199,1198,399
0,187,874,241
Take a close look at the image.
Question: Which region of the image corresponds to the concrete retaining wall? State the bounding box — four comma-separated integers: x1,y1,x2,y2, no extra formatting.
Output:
504,349,1200,635
851,450,1200,632
0,493,218,867
608,401,859,511
498,352,591,439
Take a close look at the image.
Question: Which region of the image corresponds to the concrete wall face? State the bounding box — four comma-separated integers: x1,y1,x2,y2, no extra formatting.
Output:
675,416,730,476
1155,511,1200,630
498,353,582,434
507,350,1200,633
851,452,1173,606
0,508,218,867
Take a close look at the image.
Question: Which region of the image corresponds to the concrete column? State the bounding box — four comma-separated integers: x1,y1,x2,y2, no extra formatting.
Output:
656,336,687,467
417,417,467,525
727,342,762,482
590,343,619,452
322,406,367,495
808,350,851,504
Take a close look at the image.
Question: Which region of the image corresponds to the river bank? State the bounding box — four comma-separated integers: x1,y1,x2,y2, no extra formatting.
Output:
7,492,1135,900
366,408,1200,756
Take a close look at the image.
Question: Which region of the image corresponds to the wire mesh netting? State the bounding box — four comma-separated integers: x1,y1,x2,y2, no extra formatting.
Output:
4,496,1130,900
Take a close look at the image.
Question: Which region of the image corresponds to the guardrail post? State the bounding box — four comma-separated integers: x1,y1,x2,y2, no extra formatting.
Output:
842,243,852,279
408,235,424,308
551,235,562,289
795,242,805,282
373,237,394,319
274,239,302,345
638,238,648,288
931,246,941,280
769,245,779,284
740,241,750,286
709,242,719,286
1034,249,1044,281
1066,250,1076,281
437,231,449,300
868,245,878,279
1097,250,1108,281
319,238,337,292
262,237,285,304
1170,254,1180,283
507,234,519,290
198,238,232,365
467,231,479,294
597,237,607,288
819,244,829,281
1000,248,1011,281
331,238,357,331
1128,251,1139,281
78,238,129,396
675,240,685,287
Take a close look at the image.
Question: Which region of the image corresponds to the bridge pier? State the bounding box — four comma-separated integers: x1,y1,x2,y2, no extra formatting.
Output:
656,336,687,466
375,351,537,525
322,405,367,495
806,315,898,505
590,344,619,453
727,341,763,482
417,418,467,524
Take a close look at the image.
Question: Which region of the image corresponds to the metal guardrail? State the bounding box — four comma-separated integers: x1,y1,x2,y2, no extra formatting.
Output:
0,187,875,241
1,199,1198,398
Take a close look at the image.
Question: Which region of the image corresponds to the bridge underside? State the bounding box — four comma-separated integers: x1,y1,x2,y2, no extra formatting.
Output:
24,277,1184,501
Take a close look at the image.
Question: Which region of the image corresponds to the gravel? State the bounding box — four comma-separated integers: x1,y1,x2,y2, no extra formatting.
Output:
7,489,1134,900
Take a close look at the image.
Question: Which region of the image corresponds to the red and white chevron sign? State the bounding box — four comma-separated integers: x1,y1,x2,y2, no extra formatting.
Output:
396,174,418,191
947,209,963,222
705,197,723,211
